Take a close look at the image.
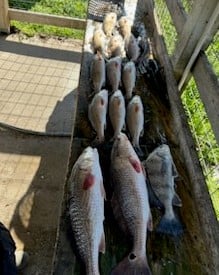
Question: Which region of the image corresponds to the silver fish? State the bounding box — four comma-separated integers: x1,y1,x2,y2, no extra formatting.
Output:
103,12,117,37
122,61,136,99
107,34,124,58
106,56,122,92
93,28,106,53
69,146,105,275
90,51,106,93
125,33,140,62
88,89,108,143
111,133,152,275
143,144,183,236
126,95,144,154
109,90,126,139
118,16,132,39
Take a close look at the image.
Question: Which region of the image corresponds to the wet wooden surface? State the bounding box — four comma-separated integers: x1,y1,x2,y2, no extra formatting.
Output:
52,0,219,274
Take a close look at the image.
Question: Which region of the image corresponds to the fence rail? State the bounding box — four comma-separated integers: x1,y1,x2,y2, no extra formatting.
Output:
0,0,86,33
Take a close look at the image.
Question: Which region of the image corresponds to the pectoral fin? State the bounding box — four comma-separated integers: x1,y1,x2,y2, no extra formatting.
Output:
172,192,182,207
99,231,106,254
147,211,153,232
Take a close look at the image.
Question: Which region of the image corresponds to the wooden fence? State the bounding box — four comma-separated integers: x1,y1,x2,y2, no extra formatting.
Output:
0,0,86,33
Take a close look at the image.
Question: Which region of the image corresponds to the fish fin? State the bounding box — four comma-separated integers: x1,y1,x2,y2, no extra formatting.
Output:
140,128,144,137
147,211,153,232
146,179,164,209
156,215,183,237
133,146,144,158
122,122,126,131
101,179,106,200
129,157,142,173
172,161,179,178
111,193,129,234
99,231,106,254
111,254,151,275
172,192,182,207
83,174,95,190
141,163,147,179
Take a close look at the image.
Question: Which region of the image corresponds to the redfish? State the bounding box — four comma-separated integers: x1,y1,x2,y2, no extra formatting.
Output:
111,133,152,275
69,147,105,275
88,89,108,143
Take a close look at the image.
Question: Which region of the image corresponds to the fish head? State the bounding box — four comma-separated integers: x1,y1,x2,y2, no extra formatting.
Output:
111,133,136,159
78,147,95,171
99,89,108,105
76,147,99,191
129,95,143,112
113,90,123,99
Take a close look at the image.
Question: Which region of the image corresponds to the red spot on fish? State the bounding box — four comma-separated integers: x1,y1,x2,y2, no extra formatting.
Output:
129,158,141,173
101,98,105,106
135,105,139,112
115,62,119,68
83,174,95,190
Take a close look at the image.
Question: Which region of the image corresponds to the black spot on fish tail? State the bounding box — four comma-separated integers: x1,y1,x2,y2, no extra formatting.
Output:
91,136,105,147
146,179,164,210
156,215,184,237
111,254,152,275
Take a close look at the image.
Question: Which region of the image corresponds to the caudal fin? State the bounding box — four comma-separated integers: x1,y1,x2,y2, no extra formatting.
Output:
111,254,151,275
156,215,183,237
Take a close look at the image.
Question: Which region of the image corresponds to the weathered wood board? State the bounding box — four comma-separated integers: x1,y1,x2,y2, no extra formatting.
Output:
52,0,219,274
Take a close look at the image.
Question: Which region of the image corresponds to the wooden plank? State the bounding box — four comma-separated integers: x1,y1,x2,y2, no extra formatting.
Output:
165,0,187,34
8,8,86,30
178,2,219,90
171,0,218,81
145,0,219,274
165,0,219,145
0,0,10,33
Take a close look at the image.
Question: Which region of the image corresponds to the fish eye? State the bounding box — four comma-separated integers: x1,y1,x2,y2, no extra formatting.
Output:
129,253,136,260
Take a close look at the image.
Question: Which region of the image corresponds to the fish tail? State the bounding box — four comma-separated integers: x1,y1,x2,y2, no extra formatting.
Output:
156,214,183,237
133,145,144,158
111,254,151,275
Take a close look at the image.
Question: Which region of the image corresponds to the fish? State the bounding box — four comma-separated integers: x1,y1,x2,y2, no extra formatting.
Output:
106,56,122,92
103,12,117,37
125,34,140,62
69,146,106,275
143,144,183,236
109,90,126,139
93,28,106,53
88,89,108,143
90,51,106,93
110,133,152,275
118,16,132,39
122,61,136,99
107,34,124,58
126,95,144,156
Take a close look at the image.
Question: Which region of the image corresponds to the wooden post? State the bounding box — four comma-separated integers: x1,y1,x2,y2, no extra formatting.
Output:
171,0,218,81
0,0,10,33
165,0,219,145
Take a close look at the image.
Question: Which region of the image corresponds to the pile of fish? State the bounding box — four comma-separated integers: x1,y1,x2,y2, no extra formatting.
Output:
68,10,183,275
88,12,148,154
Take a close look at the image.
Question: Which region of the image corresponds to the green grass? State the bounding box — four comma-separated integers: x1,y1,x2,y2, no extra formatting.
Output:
9,0,88,39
